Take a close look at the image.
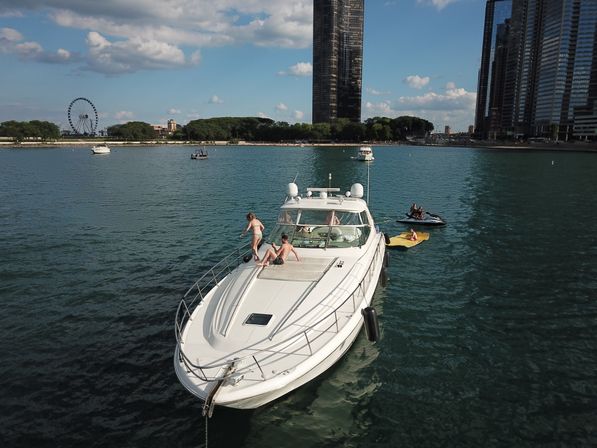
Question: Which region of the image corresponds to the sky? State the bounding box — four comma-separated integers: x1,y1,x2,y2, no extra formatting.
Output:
0,0,485,132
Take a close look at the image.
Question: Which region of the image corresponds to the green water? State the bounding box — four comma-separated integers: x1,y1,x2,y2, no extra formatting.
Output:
0,145,596,447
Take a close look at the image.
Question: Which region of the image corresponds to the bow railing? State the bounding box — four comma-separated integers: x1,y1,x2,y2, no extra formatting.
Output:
175,234,386,383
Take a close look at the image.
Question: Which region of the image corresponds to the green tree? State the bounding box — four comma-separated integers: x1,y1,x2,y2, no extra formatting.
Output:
310,123,331,141
0,120,60,140
107,121,156,140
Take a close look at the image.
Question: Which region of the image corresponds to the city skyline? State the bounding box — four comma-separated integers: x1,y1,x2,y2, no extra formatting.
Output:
475,0,597,140
0,1,483,132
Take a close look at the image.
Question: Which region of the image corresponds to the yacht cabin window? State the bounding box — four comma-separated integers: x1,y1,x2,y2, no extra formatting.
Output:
269,209,371,249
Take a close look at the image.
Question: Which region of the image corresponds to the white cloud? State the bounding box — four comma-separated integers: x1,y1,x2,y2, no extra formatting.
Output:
0,10,24,18
208,95,223,104
186,112,202,120
397,85,476,111
84,31,190,74
417,0,459,10
403,75,430,89
446,81,456,89
366,87,391,96
56,48,71,60
365,101,393,116
1,26,78,63
15,41,42,56
294,110,304,121
363,84,477,132
168,108,181,114
0,27,23,42
278,61,312,76
115,110,134,121
258,112,270,119
3,1,314,74
275,103,288,112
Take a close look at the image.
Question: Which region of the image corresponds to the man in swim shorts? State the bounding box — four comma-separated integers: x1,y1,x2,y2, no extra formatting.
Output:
258,234,300,267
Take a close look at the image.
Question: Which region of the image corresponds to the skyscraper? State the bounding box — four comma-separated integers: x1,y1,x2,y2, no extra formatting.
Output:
313,0,364,124
534,0,597,139
475,0,597,140
474,0,515,139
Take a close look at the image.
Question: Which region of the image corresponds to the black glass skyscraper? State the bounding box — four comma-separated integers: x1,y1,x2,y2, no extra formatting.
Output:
475,0,597,140
474,0,514,139
313,0,364,124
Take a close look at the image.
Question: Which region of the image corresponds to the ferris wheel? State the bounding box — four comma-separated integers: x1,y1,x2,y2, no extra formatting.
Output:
67,97,98,135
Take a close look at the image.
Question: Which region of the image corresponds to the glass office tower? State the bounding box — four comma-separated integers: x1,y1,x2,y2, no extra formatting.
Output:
475,0,597,140
534,0,597,139
474,0,514,138
313,0,364,124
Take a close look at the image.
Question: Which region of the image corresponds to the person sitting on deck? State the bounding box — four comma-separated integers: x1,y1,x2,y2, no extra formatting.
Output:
259,234,300,266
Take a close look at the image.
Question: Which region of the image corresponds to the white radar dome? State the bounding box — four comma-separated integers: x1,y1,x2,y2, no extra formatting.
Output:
350,183,364,198
320,191,328,199
287,183,299,198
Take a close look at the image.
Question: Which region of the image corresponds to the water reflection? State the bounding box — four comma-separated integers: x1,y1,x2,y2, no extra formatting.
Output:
2,146,596,447
309,146,362,193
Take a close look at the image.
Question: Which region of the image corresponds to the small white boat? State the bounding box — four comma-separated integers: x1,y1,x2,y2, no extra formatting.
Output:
91,144,110,155
191,148,208,160
174,182,387,414
356,146,374,161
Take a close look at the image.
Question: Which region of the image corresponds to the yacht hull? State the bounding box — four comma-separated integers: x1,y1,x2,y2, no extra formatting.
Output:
174,184,386,411
174,237,385,409
174,318,366,409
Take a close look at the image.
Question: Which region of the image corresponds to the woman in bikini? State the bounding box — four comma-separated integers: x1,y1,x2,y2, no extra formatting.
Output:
241,212,265,261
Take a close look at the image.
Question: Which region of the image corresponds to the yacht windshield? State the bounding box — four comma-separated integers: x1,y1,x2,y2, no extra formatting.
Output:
268,209,371,249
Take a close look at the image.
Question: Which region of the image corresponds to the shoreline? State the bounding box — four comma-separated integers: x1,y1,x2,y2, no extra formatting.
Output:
1,139,595,152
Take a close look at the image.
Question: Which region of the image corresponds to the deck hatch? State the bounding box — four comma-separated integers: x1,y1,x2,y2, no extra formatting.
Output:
245,313,273,326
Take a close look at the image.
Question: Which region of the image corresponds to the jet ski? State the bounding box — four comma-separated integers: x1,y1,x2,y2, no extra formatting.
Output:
397,211,446,226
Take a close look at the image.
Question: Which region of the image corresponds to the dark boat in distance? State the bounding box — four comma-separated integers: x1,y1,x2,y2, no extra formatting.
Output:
191,148,208,160
397,212,446,226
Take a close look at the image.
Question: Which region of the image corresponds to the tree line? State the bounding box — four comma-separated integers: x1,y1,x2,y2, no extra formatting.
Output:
176,116,434,142
0,120,61,140
104,116,434,142
1,116,434,143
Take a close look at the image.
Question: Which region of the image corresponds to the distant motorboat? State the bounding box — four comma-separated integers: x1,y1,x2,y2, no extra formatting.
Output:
355,146,374,161
91,144,110,155
191,148,208,160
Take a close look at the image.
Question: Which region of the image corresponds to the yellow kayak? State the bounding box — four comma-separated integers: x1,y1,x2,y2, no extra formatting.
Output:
386,231,429,249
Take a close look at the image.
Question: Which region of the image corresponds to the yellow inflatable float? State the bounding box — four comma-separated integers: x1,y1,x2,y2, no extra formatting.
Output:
386,231,430,249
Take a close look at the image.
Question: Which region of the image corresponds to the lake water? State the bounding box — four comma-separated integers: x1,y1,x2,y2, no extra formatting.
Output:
1,145,596,447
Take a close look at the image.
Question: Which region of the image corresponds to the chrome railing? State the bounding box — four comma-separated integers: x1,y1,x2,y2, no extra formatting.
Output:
175,234,386,383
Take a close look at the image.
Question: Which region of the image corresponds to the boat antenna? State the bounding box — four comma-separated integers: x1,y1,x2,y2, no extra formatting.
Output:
328,173,332,188
366,162,370,204
292,172,299,183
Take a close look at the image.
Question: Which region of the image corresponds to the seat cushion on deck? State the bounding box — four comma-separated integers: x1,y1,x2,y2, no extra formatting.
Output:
257,257,336,282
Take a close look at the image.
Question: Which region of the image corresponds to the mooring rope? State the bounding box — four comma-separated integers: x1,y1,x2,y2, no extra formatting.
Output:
204,415,208,448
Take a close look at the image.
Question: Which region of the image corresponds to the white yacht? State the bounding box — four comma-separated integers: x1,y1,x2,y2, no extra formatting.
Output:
174,182,387,414
91,144,110,154
356,146,374,161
